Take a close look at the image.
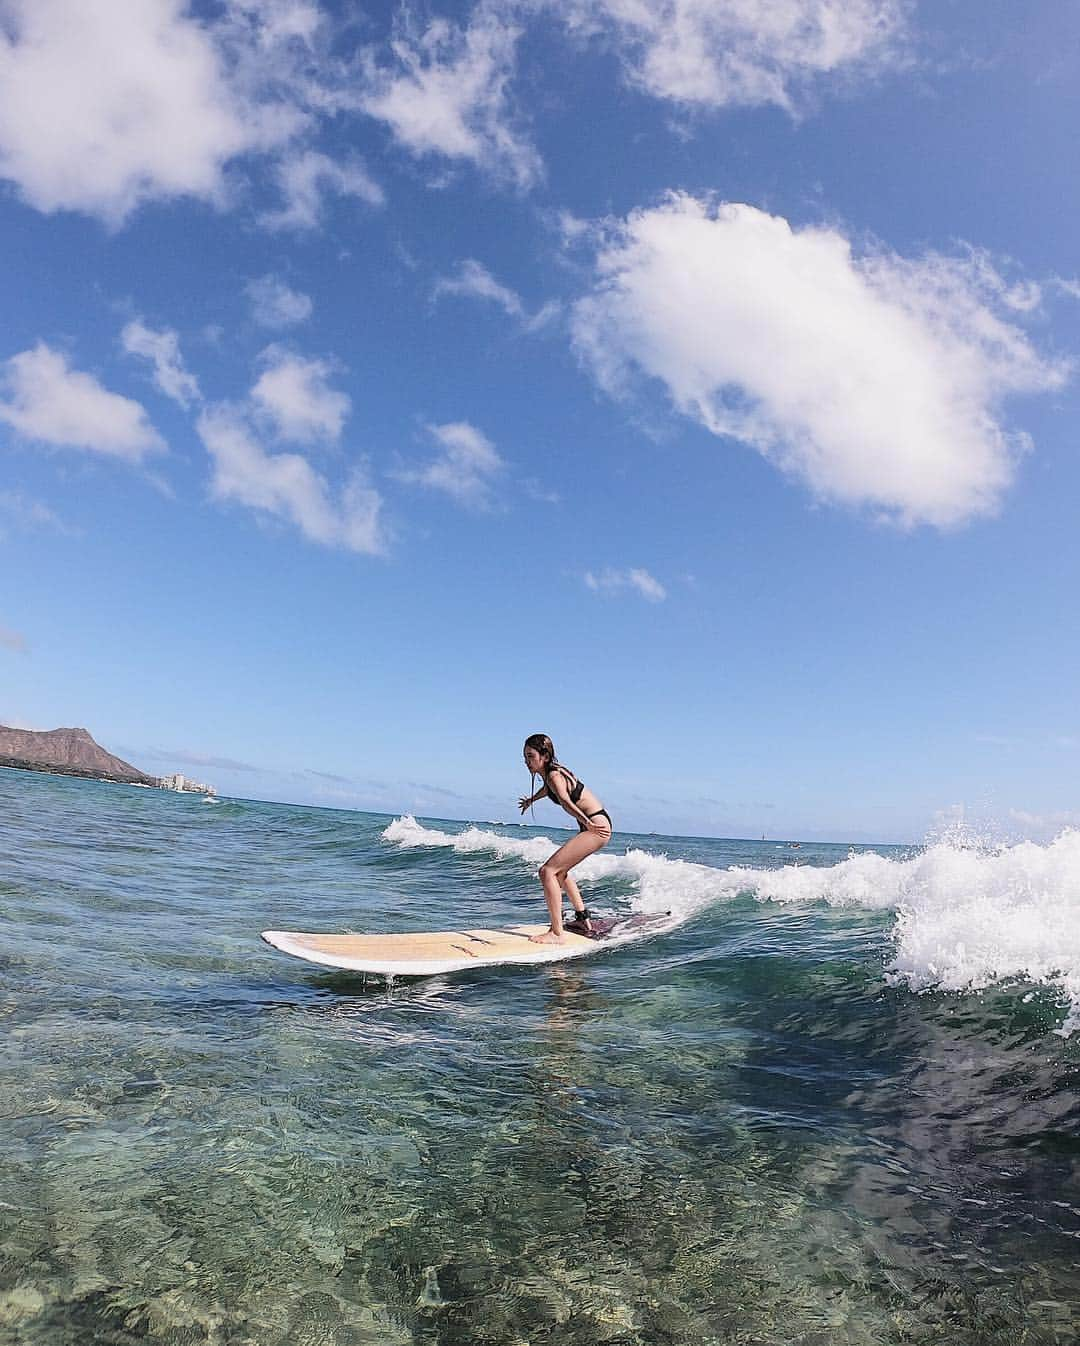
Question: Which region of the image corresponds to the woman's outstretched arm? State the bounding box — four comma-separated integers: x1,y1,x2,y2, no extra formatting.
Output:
519,784,550,812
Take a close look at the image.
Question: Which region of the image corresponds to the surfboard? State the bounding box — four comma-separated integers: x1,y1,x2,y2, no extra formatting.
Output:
261,914,664,977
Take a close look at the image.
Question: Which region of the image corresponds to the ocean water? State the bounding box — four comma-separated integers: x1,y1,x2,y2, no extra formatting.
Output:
2,768,1079,1346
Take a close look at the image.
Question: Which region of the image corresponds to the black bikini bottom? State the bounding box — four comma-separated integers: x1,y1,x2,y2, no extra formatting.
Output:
578,809,613,834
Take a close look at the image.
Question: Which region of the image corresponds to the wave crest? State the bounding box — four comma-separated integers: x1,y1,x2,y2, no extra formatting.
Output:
383,817,1080,1033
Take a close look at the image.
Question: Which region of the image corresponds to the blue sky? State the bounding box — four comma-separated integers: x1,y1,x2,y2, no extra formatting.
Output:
3,0,1080,842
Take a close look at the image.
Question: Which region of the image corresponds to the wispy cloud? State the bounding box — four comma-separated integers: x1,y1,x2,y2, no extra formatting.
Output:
251,346,351,444
304,767,355,784
260,149,384,232
404,780,469,799
434,259,525,317
573,195,1068,529
197,403,387,554
111,312,387,557
121,320,201,408
246,274,314,329
0,343,164,461
0,625,27,653
396,421,505,510
522,477,561,505
139,745,265,773
585,566,667,601
560,0,909,112
432,258,560,331
360,10,541,189
0,490,76,536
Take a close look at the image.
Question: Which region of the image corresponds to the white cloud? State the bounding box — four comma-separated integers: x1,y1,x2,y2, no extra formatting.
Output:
261,149,384,231
584,566,667,601
432,259,561,331
0,625,26,653
0,490,74,535
246,274,314,329
361,11,541,189
121,320,201,408
197,403,386,554
572,195,1068,528
0,0,302,226
398,421,505,510
0,343,164,461
434,259,525,318
227,0,324,50
562,0,908,111
251,347,351,444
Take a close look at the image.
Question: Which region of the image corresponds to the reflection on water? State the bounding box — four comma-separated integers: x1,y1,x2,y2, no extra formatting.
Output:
1,771,1079,1344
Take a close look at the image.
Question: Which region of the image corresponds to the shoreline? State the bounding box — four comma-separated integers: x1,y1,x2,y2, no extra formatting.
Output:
0,758,152,787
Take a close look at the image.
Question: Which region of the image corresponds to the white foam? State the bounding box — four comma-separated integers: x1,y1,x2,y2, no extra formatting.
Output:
382,815,748,912
383,816,1080,1034
733,832,1080,1032
382,815,559,866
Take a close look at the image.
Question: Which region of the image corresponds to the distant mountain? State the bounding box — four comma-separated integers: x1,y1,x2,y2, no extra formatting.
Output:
0,725,154,784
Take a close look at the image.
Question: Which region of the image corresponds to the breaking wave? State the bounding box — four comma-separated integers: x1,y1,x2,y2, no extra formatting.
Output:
383,816,1080,1033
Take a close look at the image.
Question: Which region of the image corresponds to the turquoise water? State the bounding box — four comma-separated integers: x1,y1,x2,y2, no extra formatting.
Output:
2,768,1079,1345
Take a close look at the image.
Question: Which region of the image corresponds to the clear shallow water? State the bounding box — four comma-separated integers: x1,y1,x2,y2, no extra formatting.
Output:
2,769,1079,1345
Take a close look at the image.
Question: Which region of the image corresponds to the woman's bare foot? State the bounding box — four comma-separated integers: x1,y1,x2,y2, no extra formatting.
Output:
529,929,566,944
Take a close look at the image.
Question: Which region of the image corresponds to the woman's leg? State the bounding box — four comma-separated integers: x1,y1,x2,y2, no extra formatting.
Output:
562,872,585,916
530,825,611,943
537,862,566,936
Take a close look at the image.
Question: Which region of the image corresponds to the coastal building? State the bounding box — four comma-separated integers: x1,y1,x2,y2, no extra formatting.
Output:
158,773,216,796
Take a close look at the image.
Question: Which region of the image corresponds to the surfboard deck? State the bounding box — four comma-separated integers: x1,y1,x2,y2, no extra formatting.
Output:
261,914,663,976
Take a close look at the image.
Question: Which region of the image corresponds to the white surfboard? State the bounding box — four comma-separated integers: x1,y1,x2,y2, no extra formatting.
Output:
261,914,663,976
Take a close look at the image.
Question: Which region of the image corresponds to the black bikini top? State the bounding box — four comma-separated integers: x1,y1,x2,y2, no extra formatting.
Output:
545,764,584,805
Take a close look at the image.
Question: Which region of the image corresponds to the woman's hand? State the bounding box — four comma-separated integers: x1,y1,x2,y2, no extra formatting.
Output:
518,795,532,813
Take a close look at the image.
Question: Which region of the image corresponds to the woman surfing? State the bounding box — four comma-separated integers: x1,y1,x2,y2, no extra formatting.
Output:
518,734,613,944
